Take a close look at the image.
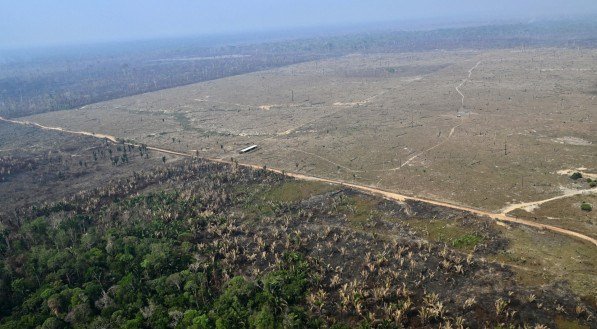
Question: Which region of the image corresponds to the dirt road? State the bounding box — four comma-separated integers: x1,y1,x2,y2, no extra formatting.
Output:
455,60,482,108
0,117,119,143
2,116,596,247
500,186,597,214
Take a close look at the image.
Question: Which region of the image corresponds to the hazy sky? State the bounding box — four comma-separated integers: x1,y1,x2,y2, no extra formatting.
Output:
1,0,596,49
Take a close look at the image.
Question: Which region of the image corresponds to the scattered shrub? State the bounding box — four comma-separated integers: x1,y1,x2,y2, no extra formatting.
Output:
580,203,592,212
570,172,582,180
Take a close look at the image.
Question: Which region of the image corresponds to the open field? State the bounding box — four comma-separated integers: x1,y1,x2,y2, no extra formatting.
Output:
19,48,596,234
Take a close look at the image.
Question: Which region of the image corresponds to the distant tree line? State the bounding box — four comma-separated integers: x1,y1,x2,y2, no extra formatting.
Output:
1,18,595,118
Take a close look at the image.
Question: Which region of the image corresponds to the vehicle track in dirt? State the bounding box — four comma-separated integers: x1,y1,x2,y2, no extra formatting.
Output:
500,187,597,214
455,60,481,108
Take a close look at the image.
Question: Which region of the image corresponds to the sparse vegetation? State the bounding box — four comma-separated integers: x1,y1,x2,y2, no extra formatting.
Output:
20,46,597,217
580,202,592,212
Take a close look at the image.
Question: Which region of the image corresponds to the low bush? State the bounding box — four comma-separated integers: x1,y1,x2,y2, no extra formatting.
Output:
570,172,583,180
451,234,483,248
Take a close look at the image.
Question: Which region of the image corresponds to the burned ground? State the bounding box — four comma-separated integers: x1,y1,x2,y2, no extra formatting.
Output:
0,144,594,327
0,121,182,213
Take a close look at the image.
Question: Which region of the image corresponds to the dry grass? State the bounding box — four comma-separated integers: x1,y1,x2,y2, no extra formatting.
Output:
20,48,596,218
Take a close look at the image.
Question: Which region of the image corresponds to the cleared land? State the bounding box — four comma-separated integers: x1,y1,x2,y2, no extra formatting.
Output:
18,48,596,237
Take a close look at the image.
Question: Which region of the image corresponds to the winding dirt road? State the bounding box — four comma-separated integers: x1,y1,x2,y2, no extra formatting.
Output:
1,116,596,247
455,60,481,108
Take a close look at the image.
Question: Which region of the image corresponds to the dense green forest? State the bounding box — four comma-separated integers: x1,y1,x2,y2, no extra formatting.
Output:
0,160,594,328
